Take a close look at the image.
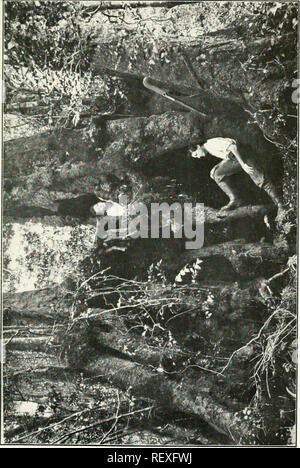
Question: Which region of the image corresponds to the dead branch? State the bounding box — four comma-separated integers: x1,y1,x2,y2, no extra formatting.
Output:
53,405,154,444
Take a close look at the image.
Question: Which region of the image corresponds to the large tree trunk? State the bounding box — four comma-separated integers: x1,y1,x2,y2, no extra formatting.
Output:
5,22,292,223
86,355,251,442
93,28,295,121
4,111,204,223
3,305,252,443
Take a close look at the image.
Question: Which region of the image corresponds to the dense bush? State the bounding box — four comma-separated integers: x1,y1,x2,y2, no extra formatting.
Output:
5,0,97,71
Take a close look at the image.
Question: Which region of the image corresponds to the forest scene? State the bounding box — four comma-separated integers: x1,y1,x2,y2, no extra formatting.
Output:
2,1,298,446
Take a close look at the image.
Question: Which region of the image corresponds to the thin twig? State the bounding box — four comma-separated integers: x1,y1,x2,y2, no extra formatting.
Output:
13,405,106,443
99,390,121,444
220,309,279,375
53,405,154,444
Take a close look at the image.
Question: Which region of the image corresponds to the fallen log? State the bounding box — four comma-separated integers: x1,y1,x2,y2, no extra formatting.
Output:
152,423,228,446
6,337,52,353
184,239,287,262
182,239,288,279
96,67,199,96
76,322,190,371
87,356,252,443
93,25,295,116
3,286,71,326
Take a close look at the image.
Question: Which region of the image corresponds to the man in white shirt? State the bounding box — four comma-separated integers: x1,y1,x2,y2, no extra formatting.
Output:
191,137,284,218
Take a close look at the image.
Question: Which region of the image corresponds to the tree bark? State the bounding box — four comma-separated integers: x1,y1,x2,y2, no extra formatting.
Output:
4,111,201,221
93,30,295,117
3,285,71,326
86,355,251,442
6,336,51,352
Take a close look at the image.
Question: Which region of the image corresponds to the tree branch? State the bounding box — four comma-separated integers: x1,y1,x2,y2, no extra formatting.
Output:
53,405,154,444
82,2,197,14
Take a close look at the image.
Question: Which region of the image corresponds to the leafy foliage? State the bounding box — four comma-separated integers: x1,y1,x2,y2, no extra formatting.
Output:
5,0,96,71
4,0,110,130
3,223,95,292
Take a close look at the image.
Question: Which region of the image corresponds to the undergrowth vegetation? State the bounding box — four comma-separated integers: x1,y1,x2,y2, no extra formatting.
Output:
58,238,296,444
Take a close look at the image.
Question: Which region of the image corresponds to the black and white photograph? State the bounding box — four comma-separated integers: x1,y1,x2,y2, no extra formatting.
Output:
1,1,298,449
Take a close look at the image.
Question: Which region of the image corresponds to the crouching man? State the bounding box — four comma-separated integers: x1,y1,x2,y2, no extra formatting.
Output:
190,137,284,220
